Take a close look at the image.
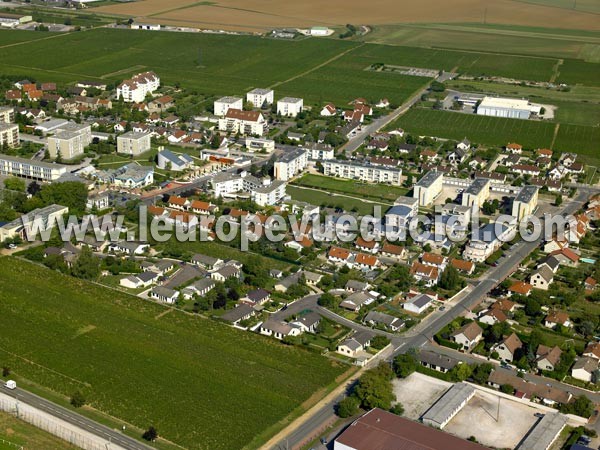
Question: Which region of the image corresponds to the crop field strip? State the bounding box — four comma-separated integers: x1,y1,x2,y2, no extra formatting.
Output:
0,257,345,450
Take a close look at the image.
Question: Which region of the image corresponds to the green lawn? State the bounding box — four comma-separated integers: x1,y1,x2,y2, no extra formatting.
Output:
391,108,557,149
553,123,600,164
287,185,390,215
293,173,409,203
0,411,76,450
0,257,345,450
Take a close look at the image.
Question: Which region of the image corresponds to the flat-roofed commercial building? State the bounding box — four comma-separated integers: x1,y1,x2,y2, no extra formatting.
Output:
462,178,491,208
477,96,535,119
0,154,68,181
0,123,19,148
512,185,539,220
323,160,402,185
413,170,443,206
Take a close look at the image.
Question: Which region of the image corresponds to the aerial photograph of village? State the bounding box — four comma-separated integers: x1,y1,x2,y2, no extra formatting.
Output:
0,0,598,449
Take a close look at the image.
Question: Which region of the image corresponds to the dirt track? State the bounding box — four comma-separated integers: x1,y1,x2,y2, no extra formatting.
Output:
96,0,600,32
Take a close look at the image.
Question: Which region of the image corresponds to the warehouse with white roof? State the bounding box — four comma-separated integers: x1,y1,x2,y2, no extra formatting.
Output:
477,96,539,119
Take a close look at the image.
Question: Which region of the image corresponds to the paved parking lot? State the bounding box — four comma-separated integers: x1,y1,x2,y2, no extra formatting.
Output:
392,372,451,420
444,389,538,449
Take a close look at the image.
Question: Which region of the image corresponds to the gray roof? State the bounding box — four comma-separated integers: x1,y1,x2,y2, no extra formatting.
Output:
0,154,69,171
421,383,475,427
418,350,459,371
192,253,220,266
221,303,254,323
386,205,413,217
364,311,403,328
248,88,273,95
278,97,302,103
159,149,193,165
407,294,433,309
532,265,554,283
345,279,369,291
572,357,599,374
247,288,270,302
416,170,443,188
464,178,490,196
119,131,149,140
515,185,538,203
517,413,568,450
295,312,321,328
151,286,177,298
277,148,307,163
137,271,159,282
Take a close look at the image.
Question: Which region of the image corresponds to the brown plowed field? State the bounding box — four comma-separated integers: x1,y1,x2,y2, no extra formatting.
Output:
95,0,600,32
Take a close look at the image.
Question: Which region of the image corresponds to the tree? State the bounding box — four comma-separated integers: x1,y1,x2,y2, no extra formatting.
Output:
472,363,493,385
353,364,396,410
4,177,25,192
1,367,10,377
71,247,101,280
500,384,514,394
336,396,359,418
555,194,563,206
27,181,41,196
142,426,158,441
439,265,462,291
38,181,88,216
449,363,473,382
560,395,593,418
317,292,336,308
389,403,404,416
70,391,86,408
393,353,417,378
371,335,390,350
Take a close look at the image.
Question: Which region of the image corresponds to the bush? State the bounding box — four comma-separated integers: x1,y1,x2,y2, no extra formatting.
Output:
336,396,359,418
70,391,86,408
142,426,158,441
389,403,404,416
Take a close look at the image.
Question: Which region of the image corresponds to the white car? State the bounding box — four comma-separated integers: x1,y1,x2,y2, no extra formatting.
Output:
4,380,16,390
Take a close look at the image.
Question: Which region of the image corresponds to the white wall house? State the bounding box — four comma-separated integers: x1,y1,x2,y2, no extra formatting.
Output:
218,109,265,136
413,171,443,206
277,97,303,117
274,149,308,181
246,88,274,107
214,96,243,116
117,131,151,156
116,71,160,103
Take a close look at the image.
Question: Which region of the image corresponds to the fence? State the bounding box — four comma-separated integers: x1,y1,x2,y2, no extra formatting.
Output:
0,394,125,450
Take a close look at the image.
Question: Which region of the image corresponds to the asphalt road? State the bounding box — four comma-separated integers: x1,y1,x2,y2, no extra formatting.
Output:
0,381,153,450
272,189,591,449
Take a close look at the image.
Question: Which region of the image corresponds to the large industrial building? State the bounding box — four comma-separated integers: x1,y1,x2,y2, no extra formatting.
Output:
413,170,443,206
512,185,539,220
476,96,538,119
334,408,487,450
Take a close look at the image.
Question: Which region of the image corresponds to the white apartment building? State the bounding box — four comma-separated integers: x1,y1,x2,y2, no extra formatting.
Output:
304,142,335,160
463,222,514,262
246,88,274,107
245,137,275,153
273,148,308,181
0,106,15,123
476,96,536,120
461,178,491,208
211,171,286,206
117,131,152,155
512,185,539,220
0,154,68,181
413,170,443,206
323,160,402,185
218,109,265,136
0,204,68,242
0,123,19,148
214,96,243,116
116,71,160,103
47,123,92,160
277,97,304,117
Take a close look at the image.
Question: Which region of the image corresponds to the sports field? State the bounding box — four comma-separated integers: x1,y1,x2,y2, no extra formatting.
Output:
0,257,346,450
94,0,600,32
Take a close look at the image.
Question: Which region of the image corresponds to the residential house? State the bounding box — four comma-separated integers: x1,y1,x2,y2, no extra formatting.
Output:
410,262,439,287
583,342,600,360
336,331,373,358
181,279,216,300
221,303,255,325
364,311,404,332
260,320,302,340
149,286,179,304
507,281,532,297
450,258,475,275
290,312,321,333
157,149,194,171
530,265,554,290
345,279,369,293
211,265,242,282
571,357,599,383
191,254,223,270
244,288,270,306
536,345,562,372
544,310,571,329
496,333,523,362
479,308,507,325
340,291,377,312
417,350,459,373
550,248,579,266
451,322,483,350
380,243,407,260
403,293,434,314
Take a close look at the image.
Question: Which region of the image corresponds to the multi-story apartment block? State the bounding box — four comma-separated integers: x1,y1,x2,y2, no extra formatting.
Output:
0,123,19,148
304,142,335,160
273,148,308,181
117,131,152,155
0,106,15,123
323,160,402,185
214,96,243,116
211,171,286,206
413,170,443,206
461,178,491,208
277,97,304,117
512,185,539,220
246,88,274,107
0,154,68,181
218,109,265,136
116,71,160,103
47,123,92,160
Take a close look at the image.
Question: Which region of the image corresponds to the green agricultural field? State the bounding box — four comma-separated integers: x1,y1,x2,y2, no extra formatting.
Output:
553,124,600,164
350,44,558,81
0,257,345,450
287,186,389,215
557,59,600,87
361,23,600,60
293,174,408,203
392,108,557,149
